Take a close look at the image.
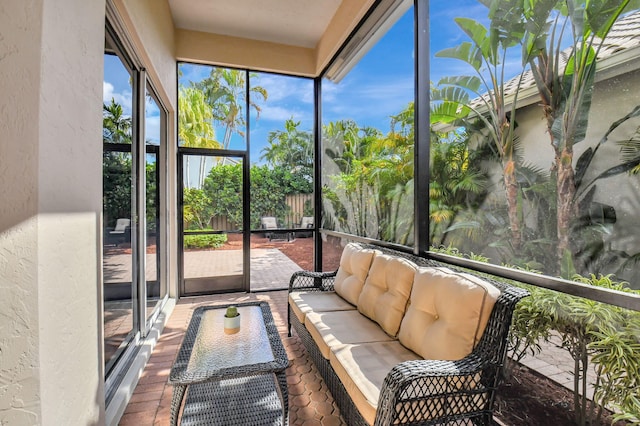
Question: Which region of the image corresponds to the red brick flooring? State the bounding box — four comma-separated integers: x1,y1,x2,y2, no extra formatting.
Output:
118,290,345,425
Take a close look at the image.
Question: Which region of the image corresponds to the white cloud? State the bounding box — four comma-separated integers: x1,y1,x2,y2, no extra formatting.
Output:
259,105,312,123
253,74,314,104
103,81,132,114
321,80,342,103
321,74,414,130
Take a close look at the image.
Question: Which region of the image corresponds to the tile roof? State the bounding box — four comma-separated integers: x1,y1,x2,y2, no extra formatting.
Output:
467,10,640,110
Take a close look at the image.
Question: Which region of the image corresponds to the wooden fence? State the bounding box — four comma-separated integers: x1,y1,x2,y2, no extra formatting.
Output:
208,193,313,230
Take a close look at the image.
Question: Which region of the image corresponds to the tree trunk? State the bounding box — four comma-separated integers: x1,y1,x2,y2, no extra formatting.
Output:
556,148,577,272
504,160,522,250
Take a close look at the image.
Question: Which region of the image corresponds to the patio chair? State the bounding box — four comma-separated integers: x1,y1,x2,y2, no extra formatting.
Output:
297,216,313,238
107,218,131,245
261,216,294,242
260,216,278,241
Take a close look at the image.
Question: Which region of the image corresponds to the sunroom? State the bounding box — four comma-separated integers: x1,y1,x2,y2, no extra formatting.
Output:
2,0,640,425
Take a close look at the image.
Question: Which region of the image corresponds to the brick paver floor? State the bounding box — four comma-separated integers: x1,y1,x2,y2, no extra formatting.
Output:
118,290,345,426
117,288,591,426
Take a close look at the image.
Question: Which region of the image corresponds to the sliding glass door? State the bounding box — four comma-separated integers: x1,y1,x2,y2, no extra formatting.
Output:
103,22,168,389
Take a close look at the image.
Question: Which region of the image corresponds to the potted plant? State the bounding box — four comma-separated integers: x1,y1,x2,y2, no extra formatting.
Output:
223,305,240,334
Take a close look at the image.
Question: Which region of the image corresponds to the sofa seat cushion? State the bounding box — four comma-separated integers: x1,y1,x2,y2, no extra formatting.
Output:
357,254,417,337
289,291,356,324
399,267,500,361
330,342,421,425
333,243,378,306
304,310,395,359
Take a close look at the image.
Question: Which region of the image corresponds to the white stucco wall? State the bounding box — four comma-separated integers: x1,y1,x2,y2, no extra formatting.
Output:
118,0,177,109
0,0,105,424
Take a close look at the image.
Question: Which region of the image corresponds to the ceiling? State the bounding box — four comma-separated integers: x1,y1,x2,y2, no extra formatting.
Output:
168,0,344,49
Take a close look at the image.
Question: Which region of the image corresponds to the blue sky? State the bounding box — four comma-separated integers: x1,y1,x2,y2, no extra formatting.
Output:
103,55,162,145
104,1,522,164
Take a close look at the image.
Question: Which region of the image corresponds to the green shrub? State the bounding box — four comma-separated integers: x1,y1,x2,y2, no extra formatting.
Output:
184,233,227,249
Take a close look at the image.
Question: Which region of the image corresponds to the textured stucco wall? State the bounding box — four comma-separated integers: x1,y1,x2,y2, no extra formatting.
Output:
118,0,177,109
0,0,105,424
116,0,179,298
0,1,45,423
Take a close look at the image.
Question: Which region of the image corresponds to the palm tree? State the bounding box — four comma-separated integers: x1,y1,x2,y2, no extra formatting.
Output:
178,86,220,188
195,68,268,151
323,120,381,237
103,98,132,144
261,118,313,176
429,130,489,247
434,0,527,249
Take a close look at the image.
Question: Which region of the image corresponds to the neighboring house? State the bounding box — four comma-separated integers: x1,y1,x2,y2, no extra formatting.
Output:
467,10,640,285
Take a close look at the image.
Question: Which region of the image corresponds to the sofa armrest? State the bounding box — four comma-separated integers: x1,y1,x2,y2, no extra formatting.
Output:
289,270,337,292
375,354,489,426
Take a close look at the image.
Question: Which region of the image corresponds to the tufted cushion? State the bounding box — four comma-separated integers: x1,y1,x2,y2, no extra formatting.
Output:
304,310,395,359
357,254,417,336
333,243,377,306
398,267,500,361
289,291,356,323
330,342,420,425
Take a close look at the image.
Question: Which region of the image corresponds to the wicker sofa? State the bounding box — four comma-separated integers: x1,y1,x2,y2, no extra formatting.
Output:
288,243,529,426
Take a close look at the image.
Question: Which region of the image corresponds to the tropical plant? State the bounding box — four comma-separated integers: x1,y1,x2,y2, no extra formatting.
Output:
203,163,244,227
103,98,132,144
374,103,415,243
618,105,640,175
261,118,314,179
178,86,221,188
183,187,214,230
103,151,132,227
195,67,268,151
183,233,227,249
194,163,312,230
323,120,381,237
433,0,527,249
103,99,133,226
428,129,489,247
322,112,416,244
506,271,640,426
522,0,638,275
146,162,158,231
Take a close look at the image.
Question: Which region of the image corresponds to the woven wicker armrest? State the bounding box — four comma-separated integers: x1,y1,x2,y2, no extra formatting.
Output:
375,355,489,425
289,270,337,292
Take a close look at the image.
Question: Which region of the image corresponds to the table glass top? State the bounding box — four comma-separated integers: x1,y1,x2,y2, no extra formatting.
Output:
185,305,275,375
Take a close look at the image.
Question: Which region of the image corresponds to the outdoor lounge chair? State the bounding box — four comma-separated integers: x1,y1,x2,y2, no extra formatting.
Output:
107,218,131,245
260,216,278,241
297,216,313,238
261,216,292,242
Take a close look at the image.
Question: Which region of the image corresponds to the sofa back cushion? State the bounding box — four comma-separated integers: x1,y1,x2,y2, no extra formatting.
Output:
333,243,377,306
398,267,500,360
357,254,417,336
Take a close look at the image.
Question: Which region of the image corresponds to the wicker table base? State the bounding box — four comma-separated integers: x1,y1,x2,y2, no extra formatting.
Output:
180,375,286,426
169,302,289,425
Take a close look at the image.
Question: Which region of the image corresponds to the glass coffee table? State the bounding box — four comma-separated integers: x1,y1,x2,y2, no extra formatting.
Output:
169,302,289,425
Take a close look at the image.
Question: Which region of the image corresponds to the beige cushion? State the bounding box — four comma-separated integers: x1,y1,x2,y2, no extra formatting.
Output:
289,291,356,323
357,254,417,336
304,310,395,359
330,342,420,425
398,267,500,361
333,243,377,305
